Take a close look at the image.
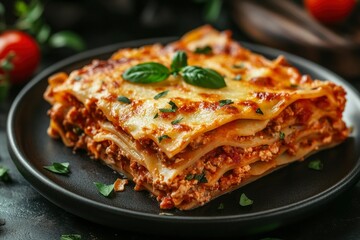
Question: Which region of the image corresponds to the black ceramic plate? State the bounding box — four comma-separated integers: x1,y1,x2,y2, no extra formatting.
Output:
7,38,360,236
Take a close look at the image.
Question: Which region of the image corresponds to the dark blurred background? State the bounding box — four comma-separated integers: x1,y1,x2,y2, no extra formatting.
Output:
2,0,360,79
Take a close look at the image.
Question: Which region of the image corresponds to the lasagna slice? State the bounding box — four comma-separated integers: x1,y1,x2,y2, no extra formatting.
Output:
44,26,349,210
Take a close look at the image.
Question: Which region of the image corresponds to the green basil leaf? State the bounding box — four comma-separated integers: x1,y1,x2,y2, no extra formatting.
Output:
49,31,86,52
219,99,234,107
94,182,114,197
0,166,10,182
122,62,170,84
171,51,188,73
43,162,70,175
158,134,171,143
159,108,175,113
154,113,159,119
117,96,131,104
154,90,169,100
159,101,178,113
279,132,285,140
308,159,323,171
194,46,213,54
181,66,226,89
60,234,82,240
256,108,264,115
171,117,183,125
239,193,253,206
168,101,178,111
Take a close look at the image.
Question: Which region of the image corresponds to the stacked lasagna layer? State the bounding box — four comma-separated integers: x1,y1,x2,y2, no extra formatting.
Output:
44,26,349,210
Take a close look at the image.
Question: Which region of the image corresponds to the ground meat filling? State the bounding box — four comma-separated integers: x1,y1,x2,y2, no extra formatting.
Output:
47,94,348,209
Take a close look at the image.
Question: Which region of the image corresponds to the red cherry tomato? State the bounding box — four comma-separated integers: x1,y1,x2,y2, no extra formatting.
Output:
304,0,356,24
0,31,40,84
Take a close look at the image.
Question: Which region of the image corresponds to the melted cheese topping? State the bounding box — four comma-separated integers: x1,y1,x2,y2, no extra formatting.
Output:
48,26,343,160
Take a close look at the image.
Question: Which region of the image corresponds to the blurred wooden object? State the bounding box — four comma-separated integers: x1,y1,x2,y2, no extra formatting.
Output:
232,0,360,79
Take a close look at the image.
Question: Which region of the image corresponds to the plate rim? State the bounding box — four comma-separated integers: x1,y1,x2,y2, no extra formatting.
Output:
7,37,360,225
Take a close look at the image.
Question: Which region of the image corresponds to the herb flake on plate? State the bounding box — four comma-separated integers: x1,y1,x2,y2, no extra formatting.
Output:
0,166,10,182
60,234,82,240
239,193,253,206
308,159,323,170
43,162,70,175
94,182,114,197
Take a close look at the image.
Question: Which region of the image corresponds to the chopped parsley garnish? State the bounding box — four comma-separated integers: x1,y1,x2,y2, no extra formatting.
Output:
256,108,264,115
154,90,169,100
232,63,245,69
158,134,171,143
0,166,10,182
239,193,253,206
159,108,174,113
159,101,178,113
74,76,82,81
60,234,82,240
185,172,208,183
218,203,225,210
169,101,178,110
233,75,242,81
43,162,70,175
219,99,234,107
308,159,323,170
94,182,114,197
154,113,159,119
194,45,212,54
117,96,131,104
279,131,285,140
171,117,183,125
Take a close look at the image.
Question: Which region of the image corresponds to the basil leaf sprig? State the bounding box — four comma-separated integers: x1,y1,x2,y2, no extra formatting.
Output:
171,51,188,73
122,51,226,89
181,66,226,89
122,62,170,84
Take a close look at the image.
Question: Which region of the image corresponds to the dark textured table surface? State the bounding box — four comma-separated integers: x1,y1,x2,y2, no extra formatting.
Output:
2,1,360,238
